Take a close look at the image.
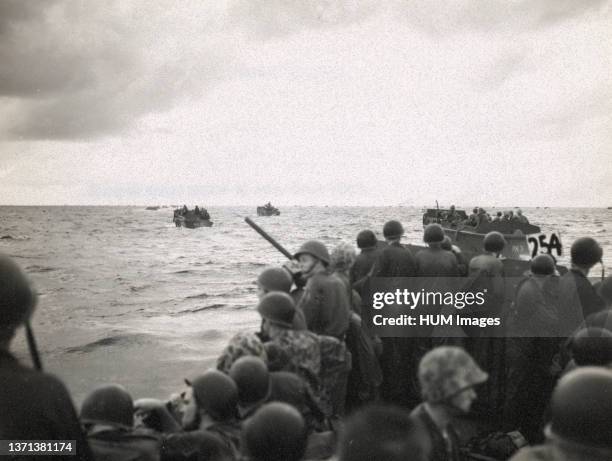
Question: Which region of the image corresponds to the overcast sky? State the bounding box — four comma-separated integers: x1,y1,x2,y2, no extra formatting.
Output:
1,0,610,206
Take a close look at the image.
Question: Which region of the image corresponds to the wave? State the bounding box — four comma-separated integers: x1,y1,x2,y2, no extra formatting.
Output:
65,333,151,354
184,292,210,300
172,303,226,316
130,284,152,292
26,264,57,273
0,235,29,240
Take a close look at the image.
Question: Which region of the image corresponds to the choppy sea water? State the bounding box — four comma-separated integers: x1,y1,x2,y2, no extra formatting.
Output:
1,206,610,405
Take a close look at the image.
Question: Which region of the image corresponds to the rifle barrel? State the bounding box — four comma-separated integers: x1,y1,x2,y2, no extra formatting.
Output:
244,217,293,260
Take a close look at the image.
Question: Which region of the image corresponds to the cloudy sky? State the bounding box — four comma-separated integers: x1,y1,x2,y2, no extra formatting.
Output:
1,0,610,206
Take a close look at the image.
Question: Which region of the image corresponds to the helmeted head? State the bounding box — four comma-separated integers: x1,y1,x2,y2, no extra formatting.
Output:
472,208,478,214
569,328,612,367
243,402,307,461
571,237,603,269
383,220,404,240
418,347,488,412
450,205,455,211
331,242,357,273
257,267,292,296
547,367,612,453
80,384,134,429
229,356,270,407
0,254,37,342
191,370,238,421
496,211,502,218
356,230,377,250
257,292,295,329
294,240,330,266
338,404,431,461
216,331,267,374
423,224,445,244
516,208,523,215
483,231,506,253
530,254,556,276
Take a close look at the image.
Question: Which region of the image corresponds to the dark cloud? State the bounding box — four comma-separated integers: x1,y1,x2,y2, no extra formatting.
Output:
1,0,609,141
0,1,225,141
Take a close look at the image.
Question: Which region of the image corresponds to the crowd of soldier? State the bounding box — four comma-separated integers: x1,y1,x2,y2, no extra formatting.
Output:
1,218,611,461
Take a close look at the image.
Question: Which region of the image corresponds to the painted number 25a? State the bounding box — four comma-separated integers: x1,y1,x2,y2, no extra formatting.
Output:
528,233,562,258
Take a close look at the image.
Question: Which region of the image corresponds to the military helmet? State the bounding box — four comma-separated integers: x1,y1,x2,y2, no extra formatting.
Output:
257,267,292,293
571,237,603,268
530,254,555,276
294,240,330,266
80,384,134,428
257,292,295,328
330,242,357,271
424,224,445,244
229,356,270,406
569,328,612,366
356,230,377,249
243,402,307,461
418,346,488,404
383,220,404,239
191,370,238,420
483,231,506,253
548,367,612,450
0,254,37,331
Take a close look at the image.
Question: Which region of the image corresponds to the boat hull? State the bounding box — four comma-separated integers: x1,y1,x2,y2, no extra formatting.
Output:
257,207,280,216
173,217,213,228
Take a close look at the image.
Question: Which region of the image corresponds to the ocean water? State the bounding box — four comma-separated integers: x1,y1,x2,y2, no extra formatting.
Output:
1,206,610,405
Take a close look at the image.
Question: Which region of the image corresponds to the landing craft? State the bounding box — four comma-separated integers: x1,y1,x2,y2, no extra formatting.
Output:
173,207,213,228
257,202,280,216
421,207,562,261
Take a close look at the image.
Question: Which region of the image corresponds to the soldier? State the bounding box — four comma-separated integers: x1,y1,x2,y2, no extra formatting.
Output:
509,367,612,461
441,236,468,276
372,220,416,278
564,327,612,371
242,403,308,461
229,356,325,432
416,224,459,277
350,230,380,297
557,237,605,336
466,208,479,226
290,240,351,340
81,385,163,461
338,404,431,461
468,231,506,278
504,254,560,443
183,370,242,457
0,255,93,460
257,292,322,393
411,347,488,461
372,220,420,408
331,241,383,411
446,205,458,225
516,208,529,224
257,266,306,330
464,232,507,423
